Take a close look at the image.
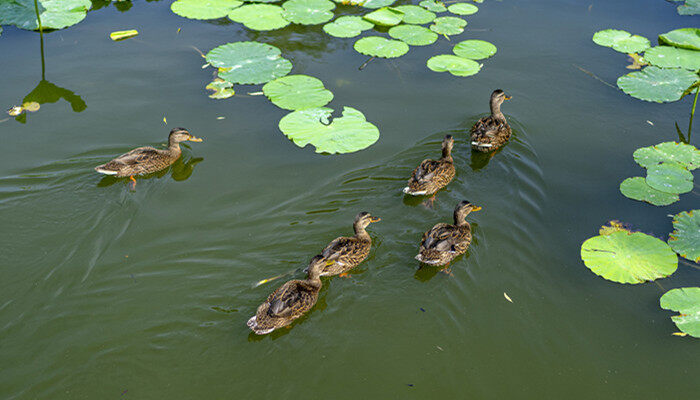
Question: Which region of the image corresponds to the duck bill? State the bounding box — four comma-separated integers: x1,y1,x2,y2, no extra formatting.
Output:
471,206,482,211
504,95,512,101
370,217,381,222
188,136,203,142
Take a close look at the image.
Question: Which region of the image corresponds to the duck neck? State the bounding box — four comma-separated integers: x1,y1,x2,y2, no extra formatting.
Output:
453,210,469,226
354,223,371,241
490,99,505,122
304,274,322,289
168,139,183,157
441,146,453,163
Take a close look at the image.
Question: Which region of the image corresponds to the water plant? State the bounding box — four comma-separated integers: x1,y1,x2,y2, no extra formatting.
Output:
205,42,293,85
660,287,700,337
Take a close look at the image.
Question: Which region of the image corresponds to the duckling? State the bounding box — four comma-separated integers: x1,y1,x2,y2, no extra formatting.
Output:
470,90,512,152
94,127,202,187
403,135,456,205
247,255,327,335
416,200,481,268
315,212,381,277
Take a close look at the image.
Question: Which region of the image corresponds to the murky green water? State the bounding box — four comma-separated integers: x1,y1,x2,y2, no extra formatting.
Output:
1,0,699,398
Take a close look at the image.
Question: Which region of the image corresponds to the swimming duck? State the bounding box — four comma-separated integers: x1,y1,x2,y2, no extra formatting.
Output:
315,212,381,277
470,90,511,152
416,200,481,267
94,127,202,186
247,255,327,335
403,135,456,203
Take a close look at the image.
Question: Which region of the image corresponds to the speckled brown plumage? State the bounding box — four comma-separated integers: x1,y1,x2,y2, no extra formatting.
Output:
471,90,512,153
316,212,380,276
403,135,455,196
416,201,481,266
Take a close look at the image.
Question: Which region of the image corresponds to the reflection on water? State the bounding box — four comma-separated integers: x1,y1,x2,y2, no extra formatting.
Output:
96,155,204,187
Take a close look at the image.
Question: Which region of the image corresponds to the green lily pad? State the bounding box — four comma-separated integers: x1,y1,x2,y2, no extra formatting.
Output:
262,75,333,110
447,3,477,15
668,210,700,262
228,4,290,31
644,46,700,70
659,28,700,51
592,29,651,53
633,142,700,170
354,36,409,58
363,7,404,26
206,41,292,85
360,0,396,8
677,0,700,15
427,55,481,76
660,287,700,338
278,106,380,154
0,0,92,30
580,229,678,284
245,0,280,2
282,0,335,25
430,16,466,36
205,78,235,99
419,0,446,12
617,66,699,103
645,162,694,194
388,24,437,46
619,177,679,206
453,39,497,59
393,5,435,24
323,16,373,38
171,0,243,20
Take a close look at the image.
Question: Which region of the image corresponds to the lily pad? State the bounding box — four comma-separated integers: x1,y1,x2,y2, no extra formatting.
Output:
206,78,235,99
282,0,335,25
278,106,380,154
580,229,678,284
677,0,700,15
388,24,437,46
228,4,290,31
323,16,373,38
668,210,700,262
592,29,651,54
447,3,478,15
619,177,679,206
171,0,243,20
0,0,92,30
430,16,466,36
427,55,481,76
419,0,446,13
644,46,700,70
645,162,693,194
660,287,700,338
206,41,292,85
659,28,700,51
616,66,699,103
393,5,435,24
363,7,404,26
453,39,497,60
262,75,333,110
633,142,700,170
354,36,409,58
359,0,396,8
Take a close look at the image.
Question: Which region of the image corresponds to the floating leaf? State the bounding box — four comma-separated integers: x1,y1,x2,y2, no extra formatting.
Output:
419,0,446,12
616,66,699,103
619,177,679,206
323,16,373,38
22,101,40,112
171,0,242,20
278,106,380,154
659,28,700,51
427,55,481,76
626,53,647,69
599,220,629,236
633,142,700,170
453,39,497,60
206,41,292,84
363,7,404,26
109,29,138,41
393,5,435,24
359,0,396,8
580,230,678,284
592,29,650,54
644,46,700,70
0,0,92,30
282,0,335,25
354,36,409,58
388,24,437,46
668,210,700,262
228,4,290,31
447,3,477,15
645,162,693,194
262,75,333,110
206,78,235,99
430,16,466,36
245,0,279,2
677,0,700,16
660,287,700,338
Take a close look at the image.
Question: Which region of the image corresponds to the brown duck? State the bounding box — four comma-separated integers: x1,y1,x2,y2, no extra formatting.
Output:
416,200,481,267
314,212,380,277
403,135,456,201
470,90,512,152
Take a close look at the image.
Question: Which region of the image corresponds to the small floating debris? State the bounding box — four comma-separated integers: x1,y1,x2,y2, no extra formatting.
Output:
7,102,40,116
672,332,688,337
163,116,167,124
216,116,225,120
504,292,513,303
110,30,139,41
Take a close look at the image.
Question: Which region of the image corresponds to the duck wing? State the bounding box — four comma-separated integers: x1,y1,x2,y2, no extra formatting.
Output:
266,281,309,318
411,159,440,183
421,223,469,252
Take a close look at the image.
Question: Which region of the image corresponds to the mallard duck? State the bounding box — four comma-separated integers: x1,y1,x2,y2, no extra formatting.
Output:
247,255,328,335
470,90,512,152
314,212,381,277
94,127,202,186
416,200,481,267
403,135,456,203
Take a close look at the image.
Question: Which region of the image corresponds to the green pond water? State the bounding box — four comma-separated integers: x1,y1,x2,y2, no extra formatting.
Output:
1,0,699,398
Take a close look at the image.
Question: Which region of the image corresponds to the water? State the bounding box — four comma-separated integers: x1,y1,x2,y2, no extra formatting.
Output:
1,0,699,398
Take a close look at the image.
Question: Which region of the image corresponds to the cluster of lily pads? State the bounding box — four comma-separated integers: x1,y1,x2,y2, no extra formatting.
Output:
0,0,92,31
669,0,699,15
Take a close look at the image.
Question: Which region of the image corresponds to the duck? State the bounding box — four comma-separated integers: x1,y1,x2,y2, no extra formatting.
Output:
314,212,381,277
416,200,481,268
94,127,202,187
470,90,512,152
247,255,328,335
403,135,456,204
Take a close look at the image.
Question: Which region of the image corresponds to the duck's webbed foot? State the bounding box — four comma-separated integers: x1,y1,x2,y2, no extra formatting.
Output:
129,176,137,190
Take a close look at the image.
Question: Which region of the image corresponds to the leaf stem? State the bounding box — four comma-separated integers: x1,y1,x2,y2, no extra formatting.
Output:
358,56,375,71
34,0,45,80
573,64,617,90
688,85,698,141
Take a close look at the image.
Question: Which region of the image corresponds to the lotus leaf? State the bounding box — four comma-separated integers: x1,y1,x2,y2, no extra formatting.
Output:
171,0,243,20
668,210,700,262
388,24,437,46
206,41,292,85
453,39,497,60
677,0,700,15
447,3,477,15
278,106,380,154
206,78,235,99
359,0,396,8
393,5,435,24
228,4,290,31
619,177,679,206
262,75,333,110
430,16,466,36
633,142,700,170
363,7,404,26
419,0,446,12
645,162,693,194
644,46,700,70
659,28,700,51
660,287,700,338
354,36,409,58
580,230,678,284
0,0,92,31
323,16,373,38
592,29,650,54
427,55,481,76
245,0,280,2
616,66,699,103
282,0,335,25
